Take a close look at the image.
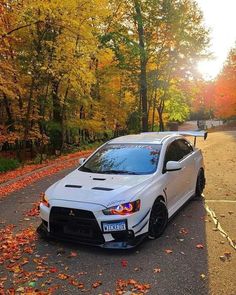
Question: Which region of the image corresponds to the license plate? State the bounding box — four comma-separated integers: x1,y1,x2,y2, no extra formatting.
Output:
102,221,127,233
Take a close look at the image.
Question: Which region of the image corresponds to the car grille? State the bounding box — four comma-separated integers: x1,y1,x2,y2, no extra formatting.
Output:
49,207,105,245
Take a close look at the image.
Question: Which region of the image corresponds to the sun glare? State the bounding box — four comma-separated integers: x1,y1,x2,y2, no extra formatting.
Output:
197,60,223,80
196,0,236,80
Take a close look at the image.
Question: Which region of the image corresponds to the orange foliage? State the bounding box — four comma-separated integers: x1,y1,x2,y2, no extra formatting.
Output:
214,49,236,118
191,81,215,113
192,49,236,119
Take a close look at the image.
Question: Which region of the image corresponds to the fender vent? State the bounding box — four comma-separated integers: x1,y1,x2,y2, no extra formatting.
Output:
65,185,82,188
92,187,113,191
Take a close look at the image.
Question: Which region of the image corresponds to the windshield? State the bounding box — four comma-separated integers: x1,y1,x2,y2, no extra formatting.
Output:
79,143,161,175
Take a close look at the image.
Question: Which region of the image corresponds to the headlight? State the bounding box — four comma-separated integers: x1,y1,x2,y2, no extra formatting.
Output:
40,193,50,208
103,200,140,215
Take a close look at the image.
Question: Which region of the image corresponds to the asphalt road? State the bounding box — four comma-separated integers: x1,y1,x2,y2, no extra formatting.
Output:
0,131,235,295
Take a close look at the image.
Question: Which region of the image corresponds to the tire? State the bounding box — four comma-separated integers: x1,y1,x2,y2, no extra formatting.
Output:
195,169,205,197
148,200,168,239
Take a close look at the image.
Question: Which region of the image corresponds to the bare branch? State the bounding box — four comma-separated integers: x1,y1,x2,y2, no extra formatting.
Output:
0,21,43,39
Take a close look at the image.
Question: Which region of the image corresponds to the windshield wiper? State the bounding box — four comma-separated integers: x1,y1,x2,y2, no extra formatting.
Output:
101,170,139,175
79,166,95,173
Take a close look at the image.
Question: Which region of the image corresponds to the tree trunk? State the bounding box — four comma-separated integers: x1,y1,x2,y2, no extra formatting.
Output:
3,94,14,130
22,77,35,162
134,0,148,132
52,80,62,122
61,82,70,153
151,90,157,131
157,107,164,131
157,94,165,131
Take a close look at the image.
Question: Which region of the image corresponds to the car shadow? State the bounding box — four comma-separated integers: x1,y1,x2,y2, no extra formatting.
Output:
33,197,209,295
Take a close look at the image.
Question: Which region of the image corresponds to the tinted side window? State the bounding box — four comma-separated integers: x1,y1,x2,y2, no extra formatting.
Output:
176,139,193,159
163,141,182,169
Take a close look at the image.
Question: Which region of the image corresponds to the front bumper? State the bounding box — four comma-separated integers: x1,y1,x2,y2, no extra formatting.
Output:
38,202,151,249
37,221,148,249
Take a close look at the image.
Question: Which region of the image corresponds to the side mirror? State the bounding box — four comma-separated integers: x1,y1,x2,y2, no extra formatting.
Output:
166,161,182,172
79,158,86,165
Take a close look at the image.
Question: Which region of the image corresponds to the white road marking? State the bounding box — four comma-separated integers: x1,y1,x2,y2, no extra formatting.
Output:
205,200,236,203
205,204,236,251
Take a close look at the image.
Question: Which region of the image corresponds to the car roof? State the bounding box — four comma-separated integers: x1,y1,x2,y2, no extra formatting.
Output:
109,133,180,144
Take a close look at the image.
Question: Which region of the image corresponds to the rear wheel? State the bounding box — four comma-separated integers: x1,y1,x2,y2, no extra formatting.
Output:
148,200,168,239
195,169,205,197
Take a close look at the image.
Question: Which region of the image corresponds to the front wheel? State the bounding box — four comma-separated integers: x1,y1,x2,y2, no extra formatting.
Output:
148,200,168,240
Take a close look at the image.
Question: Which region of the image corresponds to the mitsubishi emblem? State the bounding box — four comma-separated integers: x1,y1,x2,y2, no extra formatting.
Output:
69,210,75,216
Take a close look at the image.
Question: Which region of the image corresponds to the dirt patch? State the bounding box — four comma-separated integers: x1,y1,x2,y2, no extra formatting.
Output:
197,131,236,201
197,131,236,295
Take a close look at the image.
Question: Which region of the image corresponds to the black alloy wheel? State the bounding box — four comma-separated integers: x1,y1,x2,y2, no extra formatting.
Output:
195,169,206,197
148,200,168,239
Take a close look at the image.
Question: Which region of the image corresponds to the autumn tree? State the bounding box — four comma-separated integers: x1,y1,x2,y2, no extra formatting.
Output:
0,0,28,157
101,0,209,131
0,0,210,162
214,47,236,118
1,0,109,159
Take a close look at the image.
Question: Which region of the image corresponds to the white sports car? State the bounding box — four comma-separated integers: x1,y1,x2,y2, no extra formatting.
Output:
38,131,207,249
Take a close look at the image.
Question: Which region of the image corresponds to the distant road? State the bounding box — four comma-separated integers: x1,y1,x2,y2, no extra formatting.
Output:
179,120,223,131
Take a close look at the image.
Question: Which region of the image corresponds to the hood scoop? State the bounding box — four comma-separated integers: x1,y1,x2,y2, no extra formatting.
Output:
65,185,82,188
92,187,113,191
93,177,106,181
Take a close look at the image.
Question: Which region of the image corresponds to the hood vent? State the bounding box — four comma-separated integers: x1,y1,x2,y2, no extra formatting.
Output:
93,178,106,181
92,187,113,191
65,185,82,188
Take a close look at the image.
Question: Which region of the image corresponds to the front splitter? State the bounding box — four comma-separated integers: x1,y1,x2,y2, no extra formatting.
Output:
37,222,148,249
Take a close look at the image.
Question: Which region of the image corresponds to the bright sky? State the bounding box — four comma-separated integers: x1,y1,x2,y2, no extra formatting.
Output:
196,0,236,80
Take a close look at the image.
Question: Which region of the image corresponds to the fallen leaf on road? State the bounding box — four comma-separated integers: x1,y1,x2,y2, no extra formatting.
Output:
153,268,161,273
121,259,128,267
92,281,102,288
16,287,25,292
165,249,173,254
69,279,80,287
196,244,204,249
116,279,150,293
78,283,85,289
219,256,226,262
28,282,36,288
49,267,58,273
57,273,69,280
200,274,206,280
24,202,40,217
69,251,78,257
179,228,188,235
224,251,231,261
78,272,87,276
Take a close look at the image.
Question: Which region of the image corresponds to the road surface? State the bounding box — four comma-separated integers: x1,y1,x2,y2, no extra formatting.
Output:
0,131,235,294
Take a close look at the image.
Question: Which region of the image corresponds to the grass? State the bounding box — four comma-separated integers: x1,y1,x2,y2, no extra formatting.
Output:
0,157,20,173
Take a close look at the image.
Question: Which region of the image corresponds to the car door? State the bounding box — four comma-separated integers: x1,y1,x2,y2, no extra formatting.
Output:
162,140,186,215
175,139,195,198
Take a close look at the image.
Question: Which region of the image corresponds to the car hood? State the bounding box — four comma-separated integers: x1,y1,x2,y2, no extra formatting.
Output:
46,169,154,208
